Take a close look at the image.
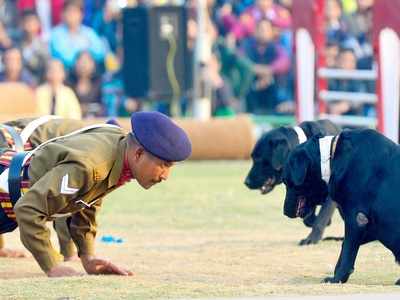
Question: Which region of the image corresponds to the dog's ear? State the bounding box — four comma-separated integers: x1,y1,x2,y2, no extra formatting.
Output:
271,138,289,170
288,148,309,185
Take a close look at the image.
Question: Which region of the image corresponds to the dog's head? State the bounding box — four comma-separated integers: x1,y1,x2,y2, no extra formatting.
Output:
282,141,328,219
245,129,290,194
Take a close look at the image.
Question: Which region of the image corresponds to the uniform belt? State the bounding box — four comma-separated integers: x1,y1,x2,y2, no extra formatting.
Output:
0,125,24,152
8,152,28,205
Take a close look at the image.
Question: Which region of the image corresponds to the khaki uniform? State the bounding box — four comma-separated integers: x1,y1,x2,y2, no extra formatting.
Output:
0,117,85,257
3,117,85,149
13,126,127,272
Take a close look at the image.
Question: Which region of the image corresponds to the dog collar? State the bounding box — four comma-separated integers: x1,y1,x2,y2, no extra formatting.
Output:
293,126,307,144
319,135,335,184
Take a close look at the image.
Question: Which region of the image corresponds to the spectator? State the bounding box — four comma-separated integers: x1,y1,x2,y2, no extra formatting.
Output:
82,0,104,27
325,40,340,69
36,59,82,119
328,48,367,115
0,0,19,39
220,0,291,43
17,9,49,84
343,0,374,65
102,47,142,117
346,0,373,39
325,0,350,45
49,0,106,69
91,0,120,53
0,47,35,86
0,21,12,52
101,69,124,117
241,18,290,114
215,37,254,110
17,0,64,40
68,51,103,117
208,52,238,116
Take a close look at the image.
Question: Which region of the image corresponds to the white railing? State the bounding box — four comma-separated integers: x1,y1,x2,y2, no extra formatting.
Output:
320,114,377,127
318,68,377,80
319,90,377,104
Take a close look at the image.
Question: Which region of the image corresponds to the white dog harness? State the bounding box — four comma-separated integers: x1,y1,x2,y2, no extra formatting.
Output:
319,135,339,184
293,126,308,144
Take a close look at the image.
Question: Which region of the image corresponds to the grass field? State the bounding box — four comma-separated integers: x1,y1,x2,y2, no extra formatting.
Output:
0,161,399,299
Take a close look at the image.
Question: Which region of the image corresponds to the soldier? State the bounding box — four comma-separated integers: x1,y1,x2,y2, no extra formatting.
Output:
0,111,191,277
0,116,87,259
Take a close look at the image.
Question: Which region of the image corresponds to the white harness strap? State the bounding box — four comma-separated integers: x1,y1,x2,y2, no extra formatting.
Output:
293,126,308,144
22,123,121,165
0,169,9,193
0,123,121,199
319,136,335,184
20,115,62,144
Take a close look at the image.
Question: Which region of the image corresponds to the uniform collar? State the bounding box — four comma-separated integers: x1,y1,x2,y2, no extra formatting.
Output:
108,136,129,188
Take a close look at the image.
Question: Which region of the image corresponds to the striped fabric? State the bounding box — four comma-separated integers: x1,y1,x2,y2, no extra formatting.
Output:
0,126,33,151
0,150,31,220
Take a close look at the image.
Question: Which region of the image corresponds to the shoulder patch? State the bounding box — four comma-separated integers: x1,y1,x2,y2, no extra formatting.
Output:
60,174,79,194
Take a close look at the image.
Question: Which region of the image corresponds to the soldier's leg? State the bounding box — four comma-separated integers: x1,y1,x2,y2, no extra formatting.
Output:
0,234,26,258
53,217,78,261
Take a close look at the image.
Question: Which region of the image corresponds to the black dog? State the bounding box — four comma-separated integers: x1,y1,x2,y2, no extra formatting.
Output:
245,120,341,245
283,128,400,284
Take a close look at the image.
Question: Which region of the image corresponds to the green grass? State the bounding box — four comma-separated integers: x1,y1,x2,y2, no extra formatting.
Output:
0,161,399,299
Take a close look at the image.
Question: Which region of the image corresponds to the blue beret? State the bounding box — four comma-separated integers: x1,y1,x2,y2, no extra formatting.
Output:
131,111,192,162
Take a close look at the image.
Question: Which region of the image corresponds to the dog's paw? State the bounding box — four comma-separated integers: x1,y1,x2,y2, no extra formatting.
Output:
321,277,340,284
299,236,321,246
395,278,400,285
299,231,322,246
299,237,313,246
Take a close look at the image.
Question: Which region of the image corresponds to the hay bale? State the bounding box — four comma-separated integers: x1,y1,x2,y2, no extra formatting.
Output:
0,83,37,118
174,115,255,160
83,115,256,160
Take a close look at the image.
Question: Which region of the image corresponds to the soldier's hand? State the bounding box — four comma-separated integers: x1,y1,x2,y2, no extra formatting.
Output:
81,255,133,276
46,265,83,277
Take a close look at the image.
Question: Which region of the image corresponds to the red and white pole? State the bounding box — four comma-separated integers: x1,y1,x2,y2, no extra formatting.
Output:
373,0,400,143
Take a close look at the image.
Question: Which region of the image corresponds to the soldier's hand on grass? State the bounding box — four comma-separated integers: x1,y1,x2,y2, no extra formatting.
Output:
81,255,133,276
46,265,83,277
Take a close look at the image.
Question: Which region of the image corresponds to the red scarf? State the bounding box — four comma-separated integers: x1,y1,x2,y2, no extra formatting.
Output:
116,158,134,187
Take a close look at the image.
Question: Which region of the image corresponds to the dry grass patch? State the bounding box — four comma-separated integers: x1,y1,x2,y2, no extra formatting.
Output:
0,161,399,299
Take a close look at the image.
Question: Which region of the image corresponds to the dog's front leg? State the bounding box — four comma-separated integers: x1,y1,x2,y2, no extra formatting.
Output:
322,220,363,283
299,199,337,246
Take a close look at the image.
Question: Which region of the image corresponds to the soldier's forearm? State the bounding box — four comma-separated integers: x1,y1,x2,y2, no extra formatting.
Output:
14,202,62,272
70,228,95,257
69,203,101,258
54,217,76,258
69,214,97,257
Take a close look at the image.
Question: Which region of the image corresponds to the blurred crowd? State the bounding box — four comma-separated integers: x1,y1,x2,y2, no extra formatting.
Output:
199,0,375,117
0,0,375,119
0,0,135,119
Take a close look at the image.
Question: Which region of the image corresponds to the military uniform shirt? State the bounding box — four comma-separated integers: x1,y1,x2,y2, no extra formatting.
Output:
14,126,127,272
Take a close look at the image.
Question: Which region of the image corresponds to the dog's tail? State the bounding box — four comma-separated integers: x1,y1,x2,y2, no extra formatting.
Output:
322,236,344,242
